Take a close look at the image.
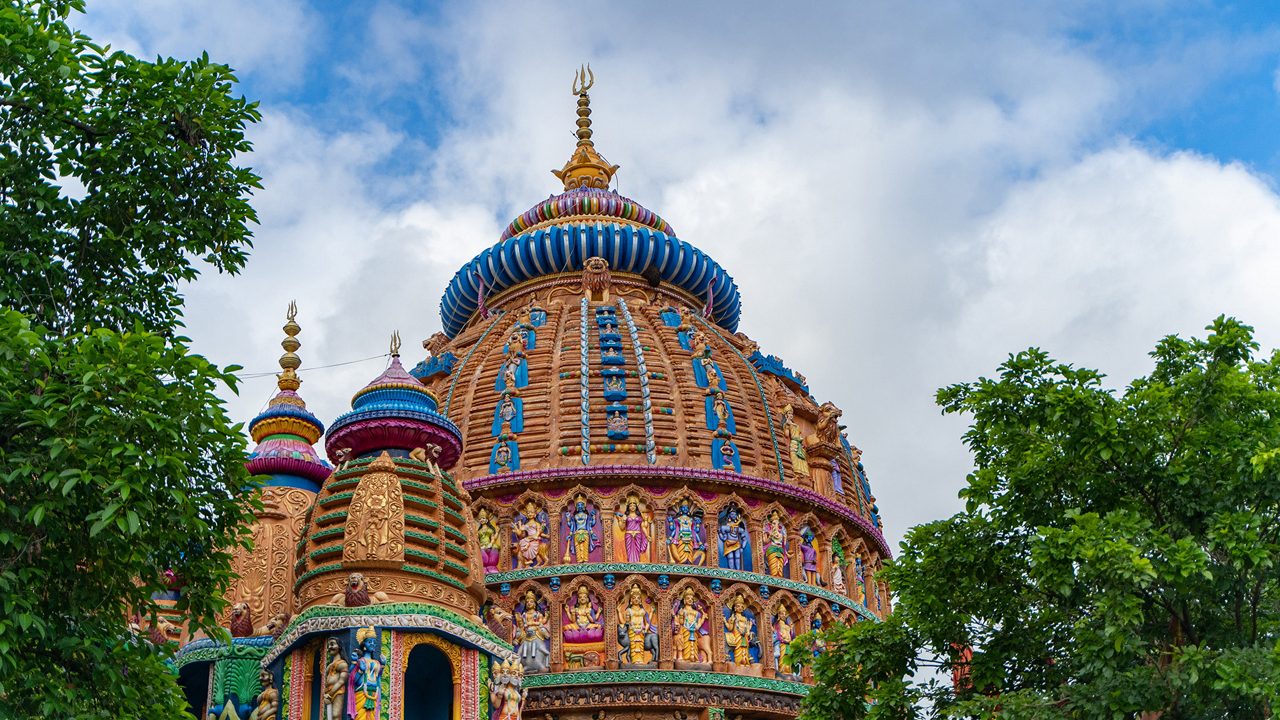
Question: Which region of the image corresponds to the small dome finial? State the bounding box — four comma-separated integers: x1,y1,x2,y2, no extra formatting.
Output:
278,300,302,392
553,64,619,191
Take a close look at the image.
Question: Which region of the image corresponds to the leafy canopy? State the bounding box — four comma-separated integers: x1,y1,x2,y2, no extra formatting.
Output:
0,1,262,717
800,317,1280,719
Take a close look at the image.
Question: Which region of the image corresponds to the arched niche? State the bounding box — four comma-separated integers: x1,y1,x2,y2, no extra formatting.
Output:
561,577,608,669
611,488,656,564
664,492,711,567
719,583,766,674
757,502,792,580
557,488,605,564
767,591,805,680
615,576,661,667
509,494,551,570
508,584,553,675
668,578,715,668
403,639,457,720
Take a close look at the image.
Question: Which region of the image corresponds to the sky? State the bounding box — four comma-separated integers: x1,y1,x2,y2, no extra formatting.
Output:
76,1,1280,553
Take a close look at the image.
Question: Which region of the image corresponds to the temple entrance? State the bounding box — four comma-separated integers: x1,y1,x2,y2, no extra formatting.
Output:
176,662,210,718
404,644,454,720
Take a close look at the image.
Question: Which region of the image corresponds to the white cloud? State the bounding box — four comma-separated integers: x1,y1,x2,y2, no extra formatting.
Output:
81,1,1280,551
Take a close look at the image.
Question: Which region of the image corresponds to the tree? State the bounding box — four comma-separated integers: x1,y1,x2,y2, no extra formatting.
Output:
0,1,261,716
799,317,1280,719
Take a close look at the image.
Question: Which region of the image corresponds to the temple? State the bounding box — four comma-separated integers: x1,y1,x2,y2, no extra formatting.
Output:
168,67,892,720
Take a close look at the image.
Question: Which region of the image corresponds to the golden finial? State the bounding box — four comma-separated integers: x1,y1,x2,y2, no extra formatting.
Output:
277,300,302,392
553,64,619,191
390,330,402,358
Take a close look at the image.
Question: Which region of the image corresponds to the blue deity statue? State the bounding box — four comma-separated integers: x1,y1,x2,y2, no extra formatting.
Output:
561,495,600,563
718,504,752,572
666,501,707,565
347,627,382,720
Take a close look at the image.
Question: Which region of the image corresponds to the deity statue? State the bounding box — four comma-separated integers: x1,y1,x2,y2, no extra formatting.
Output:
706,390,734,433
832,559,848,596
774,607,798,677
718,504,752,572
491,440,517,474
799,526,822,586
247,669,278,720
723,593,758,666
512,308,537,350
762,509,789,578
347,627,381,720
511,500,549,569
606,411,628,435
563,585,604,643
671,587,712,664
513,590,551,673
613,495,651,563
701,357,724,391
561,495,599,563
477,508,500,573
854,556,867,606
616,583,659,665
322,637,349,720
604,374,624,392
493,392,522,434
488,657,526,720
667,501,707,566
781,405,810,477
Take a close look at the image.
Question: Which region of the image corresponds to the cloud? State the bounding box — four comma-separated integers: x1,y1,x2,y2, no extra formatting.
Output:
79,1,1280,552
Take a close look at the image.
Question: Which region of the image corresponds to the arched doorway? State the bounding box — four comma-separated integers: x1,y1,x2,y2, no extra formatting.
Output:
176,661,210,718
404,644,455,720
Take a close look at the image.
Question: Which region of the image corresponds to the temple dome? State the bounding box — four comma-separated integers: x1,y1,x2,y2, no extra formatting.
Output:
500,187,673,241
325,335,463,468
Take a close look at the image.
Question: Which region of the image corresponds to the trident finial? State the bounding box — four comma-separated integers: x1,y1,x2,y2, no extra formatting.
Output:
573,63,594,95
390,330,401,357
286,299,297,323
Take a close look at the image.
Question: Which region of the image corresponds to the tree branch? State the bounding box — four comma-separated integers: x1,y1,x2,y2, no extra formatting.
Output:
1,97,100,137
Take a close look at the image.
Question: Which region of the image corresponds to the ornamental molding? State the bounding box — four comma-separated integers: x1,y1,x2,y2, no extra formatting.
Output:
464,464,891,558
523,673,806,714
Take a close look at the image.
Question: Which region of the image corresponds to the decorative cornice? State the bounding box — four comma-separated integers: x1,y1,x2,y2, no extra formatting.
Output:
524,669,809,696
485,563,876,622
464,464,892,558
172,636,272,669
262,603,513,667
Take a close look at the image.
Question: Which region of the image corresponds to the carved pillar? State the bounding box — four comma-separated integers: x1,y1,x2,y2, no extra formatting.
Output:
603,587,620,670
657,584,673,669
550,586,565,673
710,591,726,673
746,517,764,576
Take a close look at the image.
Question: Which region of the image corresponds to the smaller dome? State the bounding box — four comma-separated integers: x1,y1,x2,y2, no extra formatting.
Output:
499,187,673,241
326,350,463,468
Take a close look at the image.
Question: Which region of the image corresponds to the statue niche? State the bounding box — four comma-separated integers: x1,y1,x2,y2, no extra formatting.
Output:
612,494,653,563
562,584,605,669
343,454,405,564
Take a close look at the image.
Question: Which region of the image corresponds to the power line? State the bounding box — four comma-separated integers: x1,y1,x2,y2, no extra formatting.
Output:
234,352,391,380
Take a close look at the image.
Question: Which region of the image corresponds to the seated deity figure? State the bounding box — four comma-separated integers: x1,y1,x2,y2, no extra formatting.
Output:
616,583,659,665
511,500,549,569
723,593,758,666
513,590,551,673
563,585,604,643
476,508,500,573
562,495,599,563
667,501,707,566
671,587,712,664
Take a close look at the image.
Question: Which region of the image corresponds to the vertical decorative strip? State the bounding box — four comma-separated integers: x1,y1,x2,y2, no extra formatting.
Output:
389,632,404,720
445,311,507,415
617,298,656,464
380,630,393,720
579,298,591,465
461,648,479,720
286,650,304,720
694,315,786,480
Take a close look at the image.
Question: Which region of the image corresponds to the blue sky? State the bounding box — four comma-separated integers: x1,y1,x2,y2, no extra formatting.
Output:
75,1,1280,547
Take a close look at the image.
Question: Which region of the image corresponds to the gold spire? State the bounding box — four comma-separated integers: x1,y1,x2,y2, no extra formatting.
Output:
552,64,619,191
390,330,402,358
277,300,302,393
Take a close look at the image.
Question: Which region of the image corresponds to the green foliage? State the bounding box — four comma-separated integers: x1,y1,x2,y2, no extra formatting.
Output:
0,1,262,716
0,0,261,335
801,317,1280,718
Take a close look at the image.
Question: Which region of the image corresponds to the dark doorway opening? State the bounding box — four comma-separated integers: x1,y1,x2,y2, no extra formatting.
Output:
177,661,211,718
404,643,454,720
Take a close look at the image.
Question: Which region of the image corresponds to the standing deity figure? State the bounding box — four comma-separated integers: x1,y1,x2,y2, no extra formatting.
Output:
718,505,751,572
671,587,712,663
563,585,604,643
774,608,798,677
513,590,551,673
723,594,758,666
477,508,501,573
762,510,789,578
322,637,349,720
781,405,810,477
832,560,848,596
799,526,822,586
247,669,278,720
701,357,723,390
616,583,659,665
488,657,526,720
667,502,707,566
614,494,650,563
562,495,599,563
512,500,549,569
854,556,867,606
347,627,382,720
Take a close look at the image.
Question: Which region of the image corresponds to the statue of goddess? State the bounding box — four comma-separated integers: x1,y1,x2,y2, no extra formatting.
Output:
613,494,651,563
511,500,548,569
513,591,551,673
671,587,711,663
762,509,789,578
